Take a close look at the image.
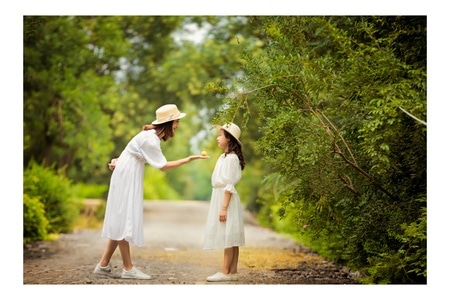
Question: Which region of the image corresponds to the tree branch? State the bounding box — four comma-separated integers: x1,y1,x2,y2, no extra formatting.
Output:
333,147,397,201
399,106,427,126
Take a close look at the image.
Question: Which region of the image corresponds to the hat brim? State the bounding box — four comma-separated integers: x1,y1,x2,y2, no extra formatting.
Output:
215,125,242,146
152,113,186,125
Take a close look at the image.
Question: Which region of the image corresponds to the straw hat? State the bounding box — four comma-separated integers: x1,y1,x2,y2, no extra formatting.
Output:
216,122,242,146
152,104,186,125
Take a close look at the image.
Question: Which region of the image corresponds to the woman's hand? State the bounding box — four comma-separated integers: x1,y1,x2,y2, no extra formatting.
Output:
108,158,118,171
161,155,209,171
188,155,210,161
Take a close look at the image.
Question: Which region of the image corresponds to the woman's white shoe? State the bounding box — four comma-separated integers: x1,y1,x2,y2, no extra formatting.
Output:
121,266,151,280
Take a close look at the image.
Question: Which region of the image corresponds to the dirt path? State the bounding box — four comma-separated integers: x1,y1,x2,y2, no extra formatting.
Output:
23,200,358,285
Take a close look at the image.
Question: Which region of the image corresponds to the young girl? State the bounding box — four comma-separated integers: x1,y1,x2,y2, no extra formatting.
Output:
93,104,208,280
203,122,246,282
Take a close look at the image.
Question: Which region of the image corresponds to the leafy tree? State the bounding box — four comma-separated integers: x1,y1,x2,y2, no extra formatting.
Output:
215,16,426,283
24,16,130,181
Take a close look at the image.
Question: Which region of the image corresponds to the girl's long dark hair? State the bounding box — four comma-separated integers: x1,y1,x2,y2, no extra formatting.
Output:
224,130,245,170
142,121,175,141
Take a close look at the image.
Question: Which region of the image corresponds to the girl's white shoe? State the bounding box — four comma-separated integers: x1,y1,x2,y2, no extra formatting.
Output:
207,272,233,282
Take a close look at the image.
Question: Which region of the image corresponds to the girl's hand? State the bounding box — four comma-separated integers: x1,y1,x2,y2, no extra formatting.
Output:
219,207,227,222
108,158,118,171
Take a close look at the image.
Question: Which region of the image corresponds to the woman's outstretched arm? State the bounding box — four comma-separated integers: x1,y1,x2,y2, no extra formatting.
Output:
160,155,209,171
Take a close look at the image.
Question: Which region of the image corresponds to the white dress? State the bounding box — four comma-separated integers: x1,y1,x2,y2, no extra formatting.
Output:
203,153,245,249
101,129,167,247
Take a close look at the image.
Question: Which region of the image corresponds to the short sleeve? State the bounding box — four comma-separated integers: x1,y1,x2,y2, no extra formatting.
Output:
221,154,242,193
140,134,167,169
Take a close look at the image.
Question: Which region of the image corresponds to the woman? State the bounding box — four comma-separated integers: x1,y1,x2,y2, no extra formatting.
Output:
93,104,208,280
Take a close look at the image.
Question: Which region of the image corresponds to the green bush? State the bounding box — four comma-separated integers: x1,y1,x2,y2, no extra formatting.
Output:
72,182,108,199
23,194,49,244
361,203,427,284
23,160,82,235
143,166,181,200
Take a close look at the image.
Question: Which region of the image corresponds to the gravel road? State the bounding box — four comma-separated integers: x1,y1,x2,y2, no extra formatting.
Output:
23,200,358,290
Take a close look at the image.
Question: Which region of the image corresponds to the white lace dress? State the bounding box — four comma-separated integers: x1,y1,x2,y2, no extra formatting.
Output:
101,129,167,247
203,153,245,249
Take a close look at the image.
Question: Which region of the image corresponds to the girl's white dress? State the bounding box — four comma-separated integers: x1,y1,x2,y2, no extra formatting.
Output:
203,153,245,249
101,129,167,247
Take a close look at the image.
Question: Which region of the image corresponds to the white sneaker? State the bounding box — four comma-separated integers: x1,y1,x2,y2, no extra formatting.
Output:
206,272,232,282
121,266,151,280
93,263,121,278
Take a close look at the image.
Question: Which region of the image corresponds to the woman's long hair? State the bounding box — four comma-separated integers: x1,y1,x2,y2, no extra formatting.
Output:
223,130,245,170
142,121,175,141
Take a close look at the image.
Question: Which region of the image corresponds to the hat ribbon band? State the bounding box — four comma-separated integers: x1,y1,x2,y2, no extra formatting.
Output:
158,113,180,122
